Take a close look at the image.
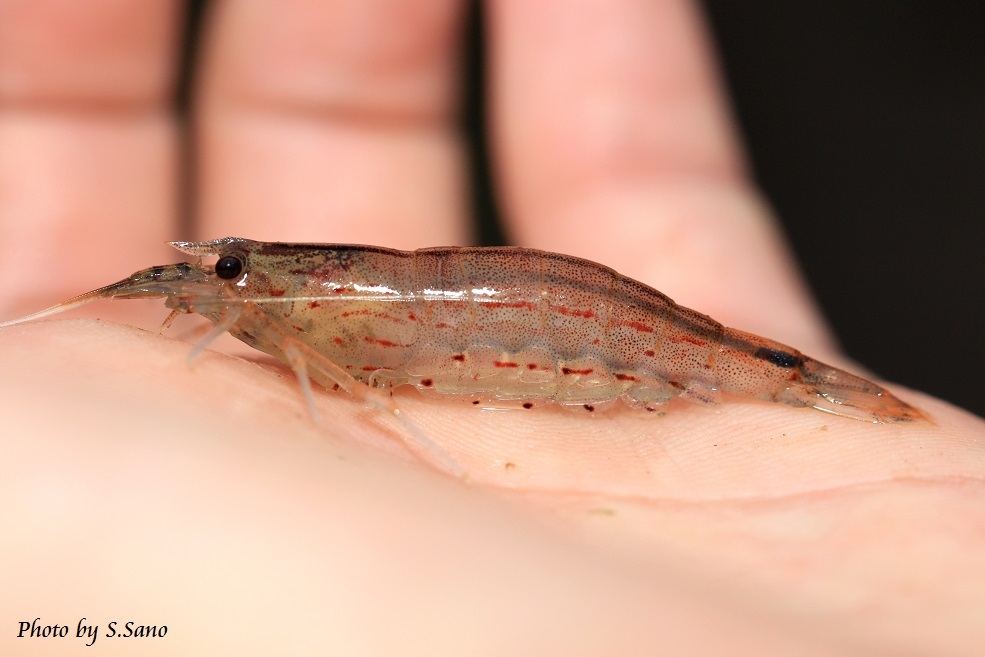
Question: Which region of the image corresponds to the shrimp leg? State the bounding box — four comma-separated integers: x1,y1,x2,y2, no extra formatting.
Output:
184,300,465,477
186,304,244,364
282,342,322,425
281,331,465,478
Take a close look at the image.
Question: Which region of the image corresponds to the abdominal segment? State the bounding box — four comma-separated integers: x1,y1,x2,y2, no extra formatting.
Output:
394,344,683,410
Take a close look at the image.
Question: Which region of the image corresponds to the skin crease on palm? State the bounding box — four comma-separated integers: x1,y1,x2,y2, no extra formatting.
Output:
0,0,983,655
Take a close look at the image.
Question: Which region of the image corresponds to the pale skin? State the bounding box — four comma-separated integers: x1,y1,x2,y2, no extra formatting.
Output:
1,1,984,655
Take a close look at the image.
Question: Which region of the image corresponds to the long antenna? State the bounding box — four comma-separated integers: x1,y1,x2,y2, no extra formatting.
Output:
0,280,130,328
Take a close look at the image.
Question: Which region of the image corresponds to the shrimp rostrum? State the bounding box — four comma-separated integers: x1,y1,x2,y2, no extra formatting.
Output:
1,238,924,467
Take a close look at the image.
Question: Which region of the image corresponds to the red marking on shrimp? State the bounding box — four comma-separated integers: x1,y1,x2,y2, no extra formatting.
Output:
292,325,304,332
561,367,594,375
615,319,654,333
452,354,466,362
494,361,519,368
364,336,399,348
496,300,537,311
341,309,373,318
615,373,638,382
361,365,384,372
407,312,417,321
645,350,656,357
332,336,344,345
270,289,286,297
669,380,684,390
676,335,706,346
554,305,595,319
420,378,434,387
308,301,321,309
527,363,538,370
436,322,450,329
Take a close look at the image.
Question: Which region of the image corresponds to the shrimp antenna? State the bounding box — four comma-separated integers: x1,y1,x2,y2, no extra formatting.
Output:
0,281,129,328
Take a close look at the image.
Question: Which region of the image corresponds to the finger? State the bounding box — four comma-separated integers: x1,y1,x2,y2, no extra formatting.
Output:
0,0,181,315
490,0,832,352
196,0,467,249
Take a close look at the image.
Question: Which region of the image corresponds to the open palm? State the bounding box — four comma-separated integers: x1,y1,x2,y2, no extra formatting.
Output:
2,2,983,655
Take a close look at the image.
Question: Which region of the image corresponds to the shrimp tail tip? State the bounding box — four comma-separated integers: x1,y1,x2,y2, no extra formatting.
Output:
781,358,928,424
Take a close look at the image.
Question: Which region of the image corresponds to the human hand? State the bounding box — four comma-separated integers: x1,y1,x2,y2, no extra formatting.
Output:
2,1,984,655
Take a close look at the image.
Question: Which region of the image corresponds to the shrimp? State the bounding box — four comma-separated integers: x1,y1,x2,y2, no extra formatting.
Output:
0,238,925,470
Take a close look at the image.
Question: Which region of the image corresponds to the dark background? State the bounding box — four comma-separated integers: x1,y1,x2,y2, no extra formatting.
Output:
699,2,984,418
183,2,984,418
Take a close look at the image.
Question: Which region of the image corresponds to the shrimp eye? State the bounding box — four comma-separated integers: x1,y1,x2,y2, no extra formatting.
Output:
215,255,244,280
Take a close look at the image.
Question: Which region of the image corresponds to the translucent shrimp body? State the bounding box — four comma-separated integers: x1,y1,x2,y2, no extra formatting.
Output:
1,237,923,426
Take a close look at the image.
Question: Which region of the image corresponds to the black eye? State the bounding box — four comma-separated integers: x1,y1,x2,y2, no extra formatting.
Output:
215,255,244,280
